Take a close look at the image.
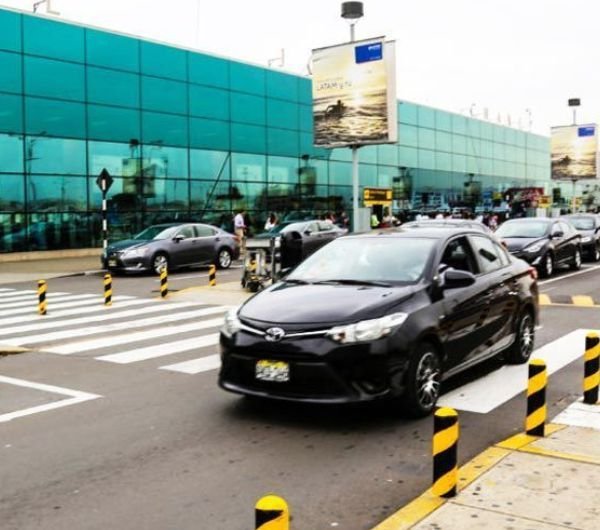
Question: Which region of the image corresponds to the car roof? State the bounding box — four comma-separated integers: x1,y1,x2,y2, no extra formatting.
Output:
502,217,553,223
345,227,488,241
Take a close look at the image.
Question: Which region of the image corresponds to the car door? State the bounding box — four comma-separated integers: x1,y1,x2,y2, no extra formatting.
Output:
438,236,491,370
317,221,338,246
561,221,580,261
192,224,218,264
550,221,569,264
301,222,322,256
171,225,198,266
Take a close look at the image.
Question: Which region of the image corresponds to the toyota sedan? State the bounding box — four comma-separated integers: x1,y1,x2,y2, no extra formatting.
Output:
219,228,538,417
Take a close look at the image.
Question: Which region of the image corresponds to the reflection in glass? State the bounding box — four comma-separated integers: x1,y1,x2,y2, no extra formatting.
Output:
27,175,87,211
26,136,86,175
0,134,23,173
0,175,25,210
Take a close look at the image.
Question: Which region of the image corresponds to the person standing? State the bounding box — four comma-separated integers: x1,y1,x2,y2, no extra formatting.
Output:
234,209,246,254
264,212,278,231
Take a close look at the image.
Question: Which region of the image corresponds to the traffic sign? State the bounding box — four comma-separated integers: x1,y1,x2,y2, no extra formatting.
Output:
96,168,114,192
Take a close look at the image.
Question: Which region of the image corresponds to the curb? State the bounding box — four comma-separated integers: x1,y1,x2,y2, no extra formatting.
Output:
0,345,29,355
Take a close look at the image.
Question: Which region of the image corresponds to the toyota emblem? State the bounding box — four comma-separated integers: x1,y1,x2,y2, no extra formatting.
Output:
265,327,285,342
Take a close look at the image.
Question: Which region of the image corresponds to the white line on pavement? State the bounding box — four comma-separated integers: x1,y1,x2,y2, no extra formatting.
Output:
538,264,600,285
553,400,600,430
0,292,71,303
0,293,96,310
0,375,102,423
160,354,221,374
0,290,36,298
0,296,113,317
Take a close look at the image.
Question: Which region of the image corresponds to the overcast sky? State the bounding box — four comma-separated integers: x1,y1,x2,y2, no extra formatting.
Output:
2,0,598,136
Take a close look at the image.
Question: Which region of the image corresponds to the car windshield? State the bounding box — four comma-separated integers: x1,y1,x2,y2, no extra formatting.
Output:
133,226,179,240
567,218,595,230
264,222,303,234
495,221,549,238
286,237,436,284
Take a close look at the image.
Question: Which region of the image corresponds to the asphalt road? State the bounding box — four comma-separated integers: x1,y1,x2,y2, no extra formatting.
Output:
0,262,599,530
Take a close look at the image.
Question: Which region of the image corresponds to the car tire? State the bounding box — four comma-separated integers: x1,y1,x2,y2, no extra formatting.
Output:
152,252,169,275
570,247,582,271
593,244,600,262
216,248,232,269
538,252,554,278
505,309,535,364
399,342,442,418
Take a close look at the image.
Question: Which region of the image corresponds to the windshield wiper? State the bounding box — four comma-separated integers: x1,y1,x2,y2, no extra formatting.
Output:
313,279,392,287
284,278,312,285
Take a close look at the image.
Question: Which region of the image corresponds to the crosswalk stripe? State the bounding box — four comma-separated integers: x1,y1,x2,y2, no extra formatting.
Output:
96,333,219,364
0,292,71,304
160,354,221,374
0,301,192,337
47,317,224,354
0,295,113,317
0,288,14,292
0,293,96,310
2,306,227,347
0,290,36,298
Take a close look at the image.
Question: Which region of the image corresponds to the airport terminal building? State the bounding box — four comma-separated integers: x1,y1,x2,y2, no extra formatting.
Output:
0,6,551,253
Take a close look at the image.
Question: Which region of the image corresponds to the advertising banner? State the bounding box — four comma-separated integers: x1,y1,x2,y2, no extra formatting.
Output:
551,124,598,180
312,38,397,148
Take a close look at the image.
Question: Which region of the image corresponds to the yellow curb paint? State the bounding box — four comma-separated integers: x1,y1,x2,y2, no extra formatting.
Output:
496,424,566,450
572,295,595,307
538,294,551,305
517,444,600,466
541,302,600,309
457,447,511,490
171,281,242,296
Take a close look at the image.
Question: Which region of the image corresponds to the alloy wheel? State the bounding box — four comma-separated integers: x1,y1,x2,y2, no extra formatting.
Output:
518,314,534,361
595,246,600,262
544,254,553,276
415,352,441,409
218,249,232,269
153,254,168,275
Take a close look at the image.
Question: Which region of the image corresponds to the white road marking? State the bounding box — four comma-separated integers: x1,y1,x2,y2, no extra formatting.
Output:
0,375,101,423
1,306,227,347
0,293,96,310
0,296,113,317
156,274,209,281
0,290,36,298
47,317,224,354
96,333,219,364
538,264,600,285
438,329,593,413
553,400,600,430
0,288,14,292
160,354,221,374
0,292,70,304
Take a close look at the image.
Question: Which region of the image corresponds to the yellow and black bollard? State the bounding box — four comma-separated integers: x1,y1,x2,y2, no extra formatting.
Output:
103,273,112,306
37,279,47,316
584,332,600,405
432,407,459,498
208,264,216,287
526,359,547,437
160,266,168,298
255,494,289,530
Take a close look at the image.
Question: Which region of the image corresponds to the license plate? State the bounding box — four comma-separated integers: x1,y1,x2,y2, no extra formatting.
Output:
108,258,117,267
255,360,289,382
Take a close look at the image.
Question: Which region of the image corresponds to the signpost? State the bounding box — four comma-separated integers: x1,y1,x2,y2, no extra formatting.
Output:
95,168,114,251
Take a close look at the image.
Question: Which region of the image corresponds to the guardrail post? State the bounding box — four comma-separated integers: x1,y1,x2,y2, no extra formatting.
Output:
209,264,216,287
104,273,112,306
432,407,458,498
255,494,289,530
584,332,600,404
160,266,168,298
526,359,547,436
37,279,47,316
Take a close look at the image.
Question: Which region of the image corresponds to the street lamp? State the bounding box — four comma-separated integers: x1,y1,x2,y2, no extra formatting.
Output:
341,2,363,41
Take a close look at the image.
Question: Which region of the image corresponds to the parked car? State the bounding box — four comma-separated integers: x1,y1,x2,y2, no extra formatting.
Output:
402,219,492,234
495,218,582,278
102,223,240,274
560,214,600,261
219,227,538,417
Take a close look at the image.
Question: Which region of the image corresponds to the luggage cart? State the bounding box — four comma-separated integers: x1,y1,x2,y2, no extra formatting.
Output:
241,237,279,293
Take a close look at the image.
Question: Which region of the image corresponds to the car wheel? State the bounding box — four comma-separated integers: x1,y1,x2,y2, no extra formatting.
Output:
152,253,169,275
593,245,600,262
400,342,442,418
505,310,535,364
570,248,582,271
538,252,554,278
216,248,232,269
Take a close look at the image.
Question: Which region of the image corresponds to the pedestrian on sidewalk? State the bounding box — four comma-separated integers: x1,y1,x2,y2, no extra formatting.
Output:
234,209,247,255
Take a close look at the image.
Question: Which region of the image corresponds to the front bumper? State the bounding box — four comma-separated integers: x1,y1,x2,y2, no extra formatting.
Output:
101,253,152,272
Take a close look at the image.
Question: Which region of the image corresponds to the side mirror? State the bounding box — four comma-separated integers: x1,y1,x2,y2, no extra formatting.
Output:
278,267,295,279
304,229,312,236
443,268,476,289
173,234,185,242
551,230,564,239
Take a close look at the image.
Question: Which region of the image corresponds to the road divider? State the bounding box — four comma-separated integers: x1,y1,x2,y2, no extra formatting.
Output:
255,494,289,530
37,279,46,315
526,359,547,437
584,332,600,404
432,407,459,498
160,266,168,298
104,273,112,306
209,264,216,286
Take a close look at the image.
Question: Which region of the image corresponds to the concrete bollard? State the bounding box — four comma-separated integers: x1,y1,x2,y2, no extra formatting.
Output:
432,407,458,498
208,264,216,287
160,266,168,298
255,494,289,530
526,359,547,436
584,332,600,404
104,273,112,306
37,279,47,316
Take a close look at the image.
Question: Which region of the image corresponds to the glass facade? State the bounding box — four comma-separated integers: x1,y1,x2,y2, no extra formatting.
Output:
0,7,550,253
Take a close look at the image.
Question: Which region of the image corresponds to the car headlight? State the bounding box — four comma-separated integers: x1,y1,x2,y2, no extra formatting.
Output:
525,242,546,253
581,236,592,243
123,246,149,258
221,306,242,338
326,312,408,343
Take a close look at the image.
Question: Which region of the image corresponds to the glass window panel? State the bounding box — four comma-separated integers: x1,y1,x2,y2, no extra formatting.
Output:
26,137,86,175
0,50,21,93
86,29,139,72
190,180,231,211
399,124,418,147
481,122,494,140
377,144,398,166
189,117,230,150
188,53,229,88
359,164,377,187
230,182,267,212
230,93,265,126
328,185,352,213
436,110,452,132
330,161,352,186
466,138,481,157
231,153,265,182
505,145,517,162
466,156,478,173
23,16,84,63
0,134,23,173
299,105,313,133
267,99,298,130
452,154,466,173
27,175,87,211
299,132,329,160
142,145,188,178
376,167,393,188
452,114,467,135
0,9,21,52
493,125,505,143
87,67,140,108
88,104,140,143
418,149,435,170
20,212,91,251
480,158,493,175
268,156,298,184
418,128,435,149
24,56,84,101
266,70,298,102
330,148,352,162
398,146,418,167
467,119,481,138
361,146,377,164
144,179,189,210
231,123,266,154
436,130,452,152
452,134,467,154
89,141,135,177
480,139,493,158
0,174,24,210
515,130,527,147
298,78,312,105
399,102,418,124
418,106,435,128
302,158,328,185
26,97,85,138
436,152,452,171
493,142,506,160
0,93,23,134
190,149,229,180
494,160,506,177
141,76,187,115
505,128,517,145
230,61,265,96
142,111,188,147
140,41,186,81
189,85,229,120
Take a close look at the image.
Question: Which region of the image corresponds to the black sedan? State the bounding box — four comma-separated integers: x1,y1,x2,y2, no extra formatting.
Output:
495,218,582,278
219,227,538,417
560,214,600,261
102,223,240,274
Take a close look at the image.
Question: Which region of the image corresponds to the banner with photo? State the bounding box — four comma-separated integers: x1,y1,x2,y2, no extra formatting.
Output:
312,38,397,148
551,124,598,180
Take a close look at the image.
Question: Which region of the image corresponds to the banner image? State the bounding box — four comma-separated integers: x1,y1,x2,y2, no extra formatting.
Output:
551,124,598,180
312,38,397,147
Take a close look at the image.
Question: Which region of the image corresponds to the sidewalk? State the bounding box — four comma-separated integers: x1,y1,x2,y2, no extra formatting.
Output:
374,400,600,530
0,254,102,284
